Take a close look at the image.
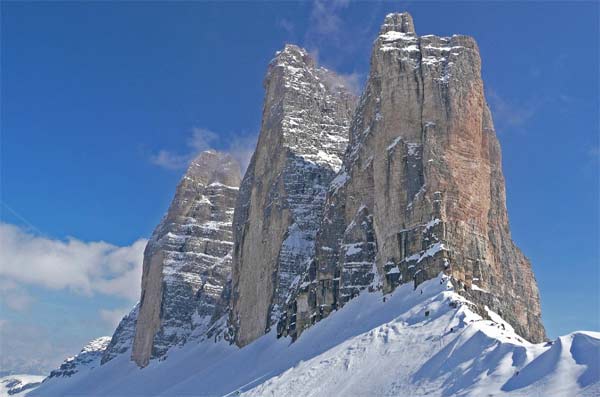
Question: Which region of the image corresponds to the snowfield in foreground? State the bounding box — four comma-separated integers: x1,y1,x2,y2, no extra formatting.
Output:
31,276,599,397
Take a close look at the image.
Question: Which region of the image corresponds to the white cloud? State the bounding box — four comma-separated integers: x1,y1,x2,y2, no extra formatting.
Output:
307,0,350,37
486,89,538,133
151,128,219,170
150,127,257,173
0,224,146,374
0,223,147,302
277,18,295,35
319,69,364,96
300,0,369,98
337,72,363,96
304,0,372,58
228,132,258,174
0,320,75,375
303,0,349,66
0,280,34,311
187,127,218,153
100,307,131,329
150,150,190,170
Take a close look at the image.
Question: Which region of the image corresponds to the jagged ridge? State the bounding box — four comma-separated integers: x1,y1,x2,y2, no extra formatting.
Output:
31,276,599,396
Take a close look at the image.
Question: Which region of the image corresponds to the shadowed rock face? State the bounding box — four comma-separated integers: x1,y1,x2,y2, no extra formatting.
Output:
276,13,545,343
230,45,357,347
101,303,139,364
131,151,241,367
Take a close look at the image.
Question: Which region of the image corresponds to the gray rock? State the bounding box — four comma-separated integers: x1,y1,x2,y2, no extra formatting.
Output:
277,12,545,344
230,45,357,347
100,303,139,364
47,337,111,378
131,150,241,367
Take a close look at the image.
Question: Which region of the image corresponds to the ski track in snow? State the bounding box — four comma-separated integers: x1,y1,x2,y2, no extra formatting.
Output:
30,276,599,397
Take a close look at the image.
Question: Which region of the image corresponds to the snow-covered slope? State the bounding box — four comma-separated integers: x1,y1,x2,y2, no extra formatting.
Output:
30,276,599,396
46,336,111,379
0,375,44,397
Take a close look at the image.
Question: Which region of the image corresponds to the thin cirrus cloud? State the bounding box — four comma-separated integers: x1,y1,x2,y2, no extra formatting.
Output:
486,88,539,133
277,17,295,35
0,222,147,302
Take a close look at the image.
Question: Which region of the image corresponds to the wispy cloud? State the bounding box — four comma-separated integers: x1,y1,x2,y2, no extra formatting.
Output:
337,72,363,96
150,127,257,173
277,18,295,35
0,280,34,311
151,128,218,170
187,127,219,152
319,69,363,96
0,222,147,302
226,132,258,174
304,0,351,61
486,89,538,133
301,0,382,96
150,150,190,170
100,307,132,328
306,0,350,39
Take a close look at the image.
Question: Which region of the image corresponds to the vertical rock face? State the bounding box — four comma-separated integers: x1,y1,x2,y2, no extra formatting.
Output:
230,45,357,347
131,151,241,367
278,13,545,343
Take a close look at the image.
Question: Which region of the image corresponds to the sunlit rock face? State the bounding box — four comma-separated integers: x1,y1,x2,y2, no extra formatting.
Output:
131,151,241,367
230,45,357,347
276,13,545,344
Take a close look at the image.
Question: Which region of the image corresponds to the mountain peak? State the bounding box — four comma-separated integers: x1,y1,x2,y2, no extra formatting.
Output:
130,148,241,367
231,41,356,347
381,12,415,34
187,150,241,187
272,44,315,69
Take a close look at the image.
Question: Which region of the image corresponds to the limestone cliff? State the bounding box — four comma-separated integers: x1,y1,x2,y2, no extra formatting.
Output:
230,45,357,347
131,151,241,367
277,13,545,343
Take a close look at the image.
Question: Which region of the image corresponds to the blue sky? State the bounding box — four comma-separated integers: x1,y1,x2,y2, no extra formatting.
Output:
1,1,598,374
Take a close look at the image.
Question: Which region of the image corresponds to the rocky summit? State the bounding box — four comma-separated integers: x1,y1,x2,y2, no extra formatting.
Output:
274,12,545,344
130,150,241,367
230,44,357,347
